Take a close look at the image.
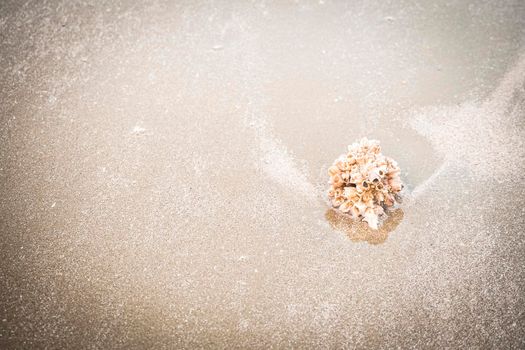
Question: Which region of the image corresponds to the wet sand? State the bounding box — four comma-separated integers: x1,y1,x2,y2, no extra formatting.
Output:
1,1,525,348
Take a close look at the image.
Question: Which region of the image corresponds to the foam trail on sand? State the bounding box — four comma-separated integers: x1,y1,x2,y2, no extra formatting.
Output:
409,54,525,200
245,110,319,203
223,15,320,204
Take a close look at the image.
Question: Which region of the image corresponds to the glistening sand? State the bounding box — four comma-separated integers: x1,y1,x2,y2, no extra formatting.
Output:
1,1,524,348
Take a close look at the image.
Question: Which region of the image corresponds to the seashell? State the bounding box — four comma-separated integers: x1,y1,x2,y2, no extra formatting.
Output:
374,205,384,215
389,178,403,192
368,169,382,183
376,162,388,170
350,205,361,218
332,196,345,207
343,186,358,198
346,153,357,162
339,200,353,213
358,180,371,192
341,171,352,183
354,200,367,216
356,157,367,165
370,145,381,154
352,172,364,184
364,198,375,208
327,138,403,229
331,174,344,188
376,165,388,177
361,191,373,203
363,208,379,230
391,183,403,192
328,165,340,177
389,159,399,168
375,191,385,203
387,169,400,178
384,194,395,207
337,160,354,171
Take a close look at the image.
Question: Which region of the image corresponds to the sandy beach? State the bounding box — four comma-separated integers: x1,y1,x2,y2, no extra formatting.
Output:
1,1,524,348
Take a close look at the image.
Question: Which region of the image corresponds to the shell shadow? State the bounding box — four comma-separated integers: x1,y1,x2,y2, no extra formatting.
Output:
325,208,404,245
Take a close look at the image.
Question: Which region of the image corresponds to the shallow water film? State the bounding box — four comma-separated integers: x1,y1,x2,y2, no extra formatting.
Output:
1,1,525,348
